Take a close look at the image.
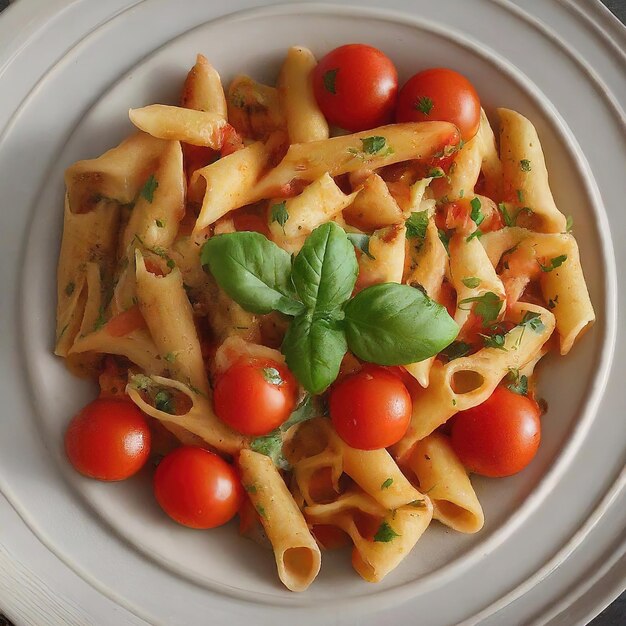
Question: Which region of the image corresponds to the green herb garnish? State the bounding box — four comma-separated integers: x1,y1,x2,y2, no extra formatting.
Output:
405,210,429,241
415,96,434,115
374,521,400,542
323,68,338,94
270,201,289,233
538,255,567,273
461,277,481,289
458,292,503,326
140,174,158,203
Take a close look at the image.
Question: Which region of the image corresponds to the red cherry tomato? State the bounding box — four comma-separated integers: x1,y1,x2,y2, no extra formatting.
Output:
329,365,412,450
313,44,398,131
396,68,481,142
65,398,151,481
213,357,297,436
154,446,243,529
451,386,541,477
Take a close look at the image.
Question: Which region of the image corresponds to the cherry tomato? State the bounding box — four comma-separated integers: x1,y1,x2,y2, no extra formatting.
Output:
396,68,481,142
329,365,411,450
65,398,151,481
154,446,243,529
451,386,541,477
312,44,398,131
213,357,297,436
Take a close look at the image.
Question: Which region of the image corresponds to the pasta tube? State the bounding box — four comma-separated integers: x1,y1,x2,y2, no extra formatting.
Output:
278,46,329,143
127,375,246,455
408,433,484,533
181,54,227,118
238,449,321,592
498,108,566,233
135,251,209,395
129,105,227,148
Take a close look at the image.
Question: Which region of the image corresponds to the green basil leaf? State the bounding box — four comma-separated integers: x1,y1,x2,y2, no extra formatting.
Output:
282,311,347,394
200,232,304,316
343,283,459,365
291,222,358,314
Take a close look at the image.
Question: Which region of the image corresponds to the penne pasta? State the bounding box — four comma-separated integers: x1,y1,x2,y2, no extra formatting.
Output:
191,140,271,234
121,140,185,252
135,250,209,395
278,46,329,143
403,217,448,386
407,433,484,533
268,172,358,242
129,105,227,148
357,224,406,288
181,53,228,118
305,489,432,583
227,75,286,140
254,121,459,198
127,374,246,455
344,173,403,229
498,108,566,233
238,449,321,592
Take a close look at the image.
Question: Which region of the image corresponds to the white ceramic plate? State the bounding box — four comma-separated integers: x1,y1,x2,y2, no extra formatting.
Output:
0,1,624,624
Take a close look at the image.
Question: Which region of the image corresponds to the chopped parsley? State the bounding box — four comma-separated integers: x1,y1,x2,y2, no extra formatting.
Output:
481,332,507,350
373,521,400,543
244,484,258,494
506,369,528,395
255,504,267,519
164,352,176,363
133,234,176,270
461,277,481,289
270,201,289,233
348,136,393,159
140,174,158,203
65,281,75,296
566,215,574,233
538,254,567,273
548,295,559,309
459,189,465,198
427,167,446,179
381,478,394,490
155,218,165,228
155,390,175,415
405,210,429,241
498,202,514,227
408,499,427,508
516,189,524,203
415,96,434,115
262,366,283,386
458,291,503,326
361,136,388,154
519,310,544,332
520,159,532,172
440,340,472,361
470,197,485,226
323,68,338,94
346,233,375,260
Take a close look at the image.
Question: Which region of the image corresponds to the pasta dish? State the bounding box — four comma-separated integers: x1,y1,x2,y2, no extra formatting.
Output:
55,44,594,591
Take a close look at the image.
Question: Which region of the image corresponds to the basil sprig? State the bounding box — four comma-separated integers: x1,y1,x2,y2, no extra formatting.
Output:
201,223,459,393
